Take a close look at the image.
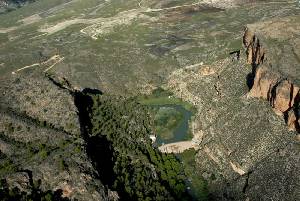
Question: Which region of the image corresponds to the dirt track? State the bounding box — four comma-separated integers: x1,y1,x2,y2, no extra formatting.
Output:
158,131,203,153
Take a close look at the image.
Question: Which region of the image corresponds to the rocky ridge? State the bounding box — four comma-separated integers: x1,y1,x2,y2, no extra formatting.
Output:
163,11,300,201
244,21,300,132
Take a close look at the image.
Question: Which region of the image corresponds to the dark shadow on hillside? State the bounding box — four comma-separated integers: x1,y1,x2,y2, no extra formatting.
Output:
86,136,115,187
81,88,103,95
246,64,258,90
73,89,129,200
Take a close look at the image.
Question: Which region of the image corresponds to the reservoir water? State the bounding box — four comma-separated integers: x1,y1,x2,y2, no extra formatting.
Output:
151,104,193,145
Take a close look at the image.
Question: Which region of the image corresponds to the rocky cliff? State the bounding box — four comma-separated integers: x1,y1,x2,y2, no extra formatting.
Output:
243,18,300,132
164,11,300,201
0,0,299,200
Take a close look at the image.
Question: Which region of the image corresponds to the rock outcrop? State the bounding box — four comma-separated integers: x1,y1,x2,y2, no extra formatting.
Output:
243,27,265,65
243,27,300,132
165,12,300,200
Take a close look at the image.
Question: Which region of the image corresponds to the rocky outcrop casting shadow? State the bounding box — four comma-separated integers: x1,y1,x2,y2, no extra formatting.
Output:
73,89,127,200
86,136,115,187
246,63,258,90
243,28,300,132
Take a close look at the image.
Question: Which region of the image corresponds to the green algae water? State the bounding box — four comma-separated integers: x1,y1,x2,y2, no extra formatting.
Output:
151,104,193,145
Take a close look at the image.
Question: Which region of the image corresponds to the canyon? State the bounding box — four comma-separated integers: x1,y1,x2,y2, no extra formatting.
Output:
0,0,299,200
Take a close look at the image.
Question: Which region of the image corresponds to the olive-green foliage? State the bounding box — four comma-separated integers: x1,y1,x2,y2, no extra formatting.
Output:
38,144,49,159
88,94,189,201
58,159,67,171
151,87,174,98
138,88,196,113
178,150,208,200
0,178,69,201
0,158,16,176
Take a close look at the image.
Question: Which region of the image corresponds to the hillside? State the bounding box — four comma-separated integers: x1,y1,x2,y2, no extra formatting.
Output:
0,0,299,200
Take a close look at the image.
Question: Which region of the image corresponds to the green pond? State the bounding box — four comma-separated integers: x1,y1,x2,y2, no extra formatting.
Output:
150,104,193,145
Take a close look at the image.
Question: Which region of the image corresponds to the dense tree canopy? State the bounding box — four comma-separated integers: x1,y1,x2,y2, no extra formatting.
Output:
85,94,190,201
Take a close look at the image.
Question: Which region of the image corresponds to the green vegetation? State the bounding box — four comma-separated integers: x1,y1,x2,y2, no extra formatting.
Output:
138,88,196,113
138,88,196,142
0,158,16,176
58,158,67,171
140,96,195,109
0,178,69,201
153,106,183,140
38,144,49,159
81,93,191,201
178,150,209,200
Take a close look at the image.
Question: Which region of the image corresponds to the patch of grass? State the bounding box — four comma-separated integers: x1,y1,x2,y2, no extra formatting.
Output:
38,144,50,159
138,87,196,111
58,158,68,171
0,159,16,176
138,88,196,113
140,96,195,111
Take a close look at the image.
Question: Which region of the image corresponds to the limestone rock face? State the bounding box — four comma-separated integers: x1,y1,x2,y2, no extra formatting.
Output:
249,66,299,114
243,28,265,65
248,65,281,100
244,27,300,132
287,110,298,131
272,80,299,113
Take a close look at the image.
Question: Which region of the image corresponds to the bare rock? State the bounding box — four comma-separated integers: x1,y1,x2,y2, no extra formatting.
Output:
243,28,265,65
287,110,298,131
6,172,31,193
271,80,299,113
248,65,281,100
244,23,300,132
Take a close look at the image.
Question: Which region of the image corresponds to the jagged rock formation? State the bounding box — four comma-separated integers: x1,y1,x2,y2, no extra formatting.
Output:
243,27,265,65
243,23,300,132
164,11,300,201
0,0,299,200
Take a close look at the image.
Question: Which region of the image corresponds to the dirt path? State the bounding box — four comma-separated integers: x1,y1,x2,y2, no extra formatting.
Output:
158,141,198,153
12,55,64,74
158,131,203,153
146,2,202,12
38,1,216,38
12,63,40,74
0,0,78,34
43,56,65,72
0,26,18,33
90,0,111,15
0,14,42,34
